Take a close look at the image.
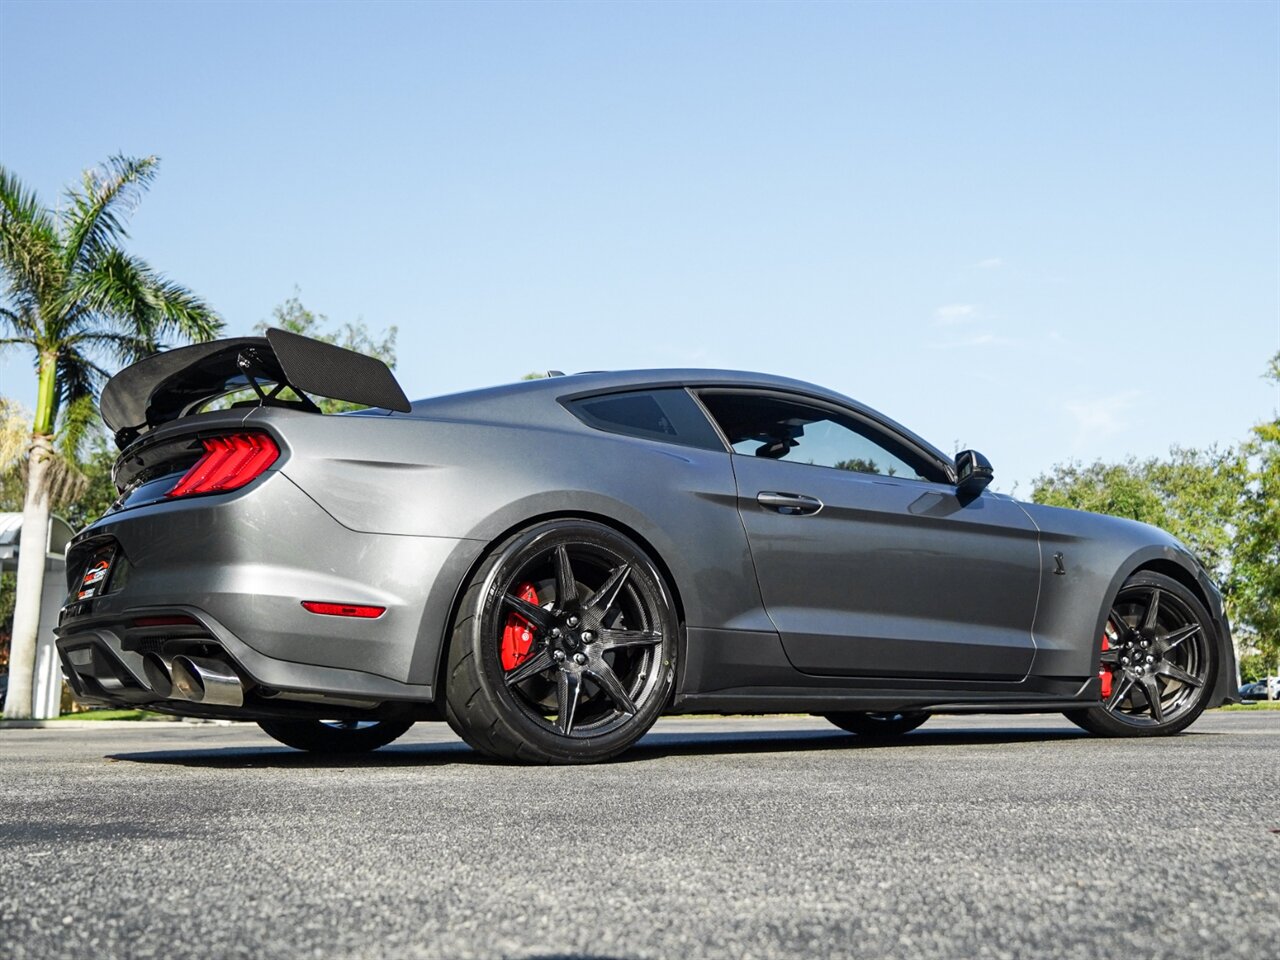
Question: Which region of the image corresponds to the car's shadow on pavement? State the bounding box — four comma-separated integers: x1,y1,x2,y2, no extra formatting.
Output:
106,739,482,768
105,724,1095,769
622,725,1090,762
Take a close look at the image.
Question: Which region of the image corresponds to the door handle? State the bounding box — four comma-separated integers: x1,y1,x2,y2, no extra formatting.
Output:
756,491,824,516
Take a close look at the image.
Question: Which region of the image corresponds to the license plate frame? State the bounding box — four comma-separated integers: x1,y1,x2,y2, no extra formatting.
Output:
74,545,116,601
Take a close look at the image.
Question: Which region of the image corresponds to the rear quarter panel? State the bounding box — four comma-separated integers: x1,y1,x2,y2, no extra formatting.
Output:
254,404,771,686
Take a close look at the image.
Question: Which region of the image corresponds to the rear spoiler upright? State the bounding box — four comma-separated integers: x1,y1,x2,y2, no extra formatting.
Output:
99,328,412,448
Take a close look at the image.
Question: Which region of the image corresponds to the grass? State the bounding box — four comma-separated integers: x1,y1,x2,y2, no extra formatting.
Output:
51,709,170,721
1217,701,1280,711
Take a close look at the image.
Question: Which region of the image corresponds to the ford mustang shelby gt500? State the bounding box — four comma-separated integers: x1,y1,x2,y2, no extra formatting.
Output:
56,330,1236,762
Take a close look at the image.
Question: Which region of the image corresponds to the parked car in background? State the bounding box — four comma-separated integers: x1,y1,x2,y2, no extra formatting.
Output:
1238,678,1279,701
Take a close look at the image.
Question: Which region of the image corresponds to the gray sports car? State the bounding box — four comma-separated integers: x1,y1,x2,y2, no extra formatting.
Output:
56,331,1237,762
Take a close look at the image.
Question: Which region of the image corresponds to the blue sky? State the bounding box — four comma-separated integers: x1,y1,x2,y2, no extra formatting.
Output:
1,0,1276,494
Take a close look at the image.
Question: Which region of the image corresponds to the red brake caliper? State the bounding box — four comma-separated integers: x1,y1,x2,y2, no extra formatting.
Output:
1099,629,1114,699
501,582,540,671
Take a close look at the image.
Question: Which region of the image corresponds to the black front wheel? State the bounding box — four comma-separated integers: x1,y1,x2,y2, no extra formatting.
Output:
257,719,414,753
1065,571,1218,737
823,711,929,738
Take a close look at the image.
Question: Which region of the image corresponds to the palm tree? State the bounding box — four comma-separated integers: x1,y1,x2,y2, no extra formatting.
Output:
0,155,221,719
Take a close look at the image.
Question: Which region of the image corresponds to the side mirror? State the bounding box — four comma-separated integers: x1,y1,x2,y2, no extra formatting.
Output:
955,449,993,501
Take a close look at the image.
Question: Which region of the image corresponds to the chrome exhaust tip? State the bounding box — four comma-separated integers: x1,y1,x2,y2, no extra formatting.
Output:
170,655,244,708
142,652,185,700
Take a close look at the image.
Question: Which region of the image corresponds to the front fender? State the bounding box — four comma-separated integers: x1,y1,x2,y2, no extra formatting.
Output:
1021,503,1235,705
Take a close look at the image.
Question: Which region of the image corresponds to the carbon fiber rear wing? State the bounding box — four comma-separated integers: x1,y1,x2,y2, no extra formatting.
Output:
100,328,412,448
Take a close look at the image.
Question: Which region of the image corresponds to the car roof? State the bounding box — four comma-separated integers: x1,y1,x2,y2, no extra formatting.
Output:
404,369,955,470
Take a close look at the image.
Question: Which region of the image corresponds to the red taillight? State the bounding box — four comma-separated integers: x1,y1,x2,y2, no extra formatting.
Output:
167,433,279,499
301,601,386,619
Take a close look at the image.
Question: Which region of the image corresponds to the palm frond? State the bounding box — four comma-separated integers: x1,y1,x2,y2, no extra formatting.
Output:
60,248,160,343
143,269,223,342
64,248,221,344
0,396,31,467
52,345,109,428
0,304,41,341
0,336,37,353
16,451,89,510
55,393,100,463
61,155,159,272
0,164,64,315
63,330,159,366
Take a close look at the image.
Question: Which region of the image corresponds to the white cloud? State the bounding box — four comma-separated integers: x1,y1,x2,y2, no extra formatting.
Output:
933,303,977,325
976,257,1004,269
962,332,1013,347
927,330,1015,350
1064,390,1141,444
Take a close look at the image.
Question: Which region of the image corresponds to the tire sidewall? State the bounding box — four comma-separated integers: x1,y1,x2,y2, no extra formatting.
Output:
467,520,678,762
1074,571,1219,737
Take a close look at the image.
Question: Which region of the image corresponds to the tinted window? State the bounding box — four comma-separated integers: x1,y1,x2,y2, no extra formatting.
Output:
698,392,944,482
567,388,724,451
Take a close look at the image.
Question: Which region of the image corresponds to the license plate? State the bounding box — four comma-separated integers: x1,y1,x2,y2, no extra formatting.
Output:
76,547,115,600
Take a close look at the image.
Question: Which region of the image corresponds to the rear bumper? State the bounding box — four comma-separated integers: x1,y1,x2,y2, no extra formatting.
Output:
56,470,485,717
56,604,444,720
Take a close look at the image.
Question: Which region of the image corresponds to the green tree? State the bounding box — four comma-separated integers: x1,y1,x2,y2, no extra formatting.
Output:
58,435,120,532
0,156,220,719
253,291,396,413
1031,446,1247,582
0,399,108,659
0,397,28,513
1233,353,1280,667
834,455,885,476
1,399,29,669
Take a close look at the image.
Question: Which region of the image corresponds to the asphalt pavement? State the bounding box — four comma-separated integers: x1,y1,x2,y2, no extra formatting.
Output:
1,712,1277,960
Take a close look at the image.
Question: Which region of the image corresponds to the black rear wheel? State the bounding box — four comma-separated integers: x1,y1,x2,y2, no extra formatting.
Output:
823,711,929,737
1065,571,1217,737
444,519,677,764
257,719,413,753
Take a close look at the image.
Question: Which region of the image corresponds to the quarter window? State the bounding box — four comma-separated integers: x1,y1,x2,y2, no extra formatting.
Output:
566,389,725,451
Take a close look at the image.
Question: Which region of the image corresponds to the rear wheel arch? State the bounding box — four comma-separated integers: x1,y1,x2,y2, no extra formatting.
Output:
431,509,687,708
441,516,680,762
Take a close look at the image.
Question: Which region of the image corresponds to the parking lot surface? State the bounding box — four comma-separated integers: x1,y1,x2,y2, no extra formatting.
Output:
1,712,1277,959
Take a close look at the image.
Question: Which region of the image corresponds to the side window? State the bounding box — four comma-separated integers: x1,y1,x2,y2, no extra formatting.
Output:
698,391,943,482
565,388,725,451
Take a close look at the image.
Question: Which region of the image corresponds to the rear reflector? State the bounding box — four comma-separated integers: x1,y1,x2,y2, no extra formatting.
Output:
167,433,279,499
301,601,386,619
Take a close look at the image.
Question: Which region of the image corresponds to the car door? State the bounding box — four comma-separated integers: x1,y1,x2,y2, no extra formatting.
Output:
697,389,1041,681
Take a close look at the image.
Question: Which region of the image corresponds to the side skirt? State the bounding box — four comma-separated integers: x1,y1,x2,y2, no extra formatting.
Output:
677,625,1099,714
670,690,1099,716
